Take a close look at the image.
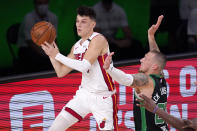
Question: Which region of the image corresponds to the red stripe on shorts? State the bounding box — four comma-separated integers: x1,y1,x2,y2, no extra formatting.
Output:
112,94,118,131
65,107,83,121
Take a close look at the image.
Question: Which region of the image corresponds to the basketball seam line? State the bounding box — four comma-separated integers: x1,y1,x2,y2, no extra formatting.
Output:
31,21,49,44
33,22,48,30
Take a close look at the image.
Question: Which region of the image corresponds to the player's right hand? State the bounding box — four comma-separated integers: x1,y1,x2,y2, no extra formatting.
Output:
41,41,59,59
148,15,164,38
182,119,197,130
103,52,114,70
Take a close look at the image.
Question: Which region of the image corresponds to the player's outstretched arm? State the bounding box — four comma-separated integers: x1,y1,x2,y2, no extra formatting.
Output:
103,52,134,87
148,15,164,52
136,94,186,130
103,52,150,87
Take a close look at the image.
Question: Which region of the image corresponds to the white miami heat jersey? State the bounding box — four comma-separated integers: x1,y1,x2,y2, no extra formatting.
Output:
73,32,115,94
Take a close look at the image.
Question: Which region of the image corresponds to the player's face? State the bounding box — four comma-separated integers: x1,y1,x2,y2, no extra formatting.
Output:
139,52,155,73
76,15,95,37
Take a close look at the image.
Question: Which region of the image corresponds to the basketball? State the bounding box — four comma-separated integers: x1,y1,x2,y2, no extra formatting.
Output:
31,21,56,46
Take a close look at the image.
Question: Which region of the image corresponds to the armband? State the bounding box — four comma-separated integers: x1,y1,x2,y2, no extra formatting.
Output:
106,66,133,86
55,53,91,73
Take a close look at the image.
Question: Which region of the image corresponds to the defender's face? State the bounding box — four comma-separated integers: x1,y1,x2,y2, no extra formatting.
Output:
139,52,155,73
76,15,95,37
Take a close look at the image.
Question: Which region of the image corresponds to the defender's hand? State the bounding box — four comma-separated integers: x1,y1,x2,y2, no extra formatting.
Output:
103,52,114,70
148,15,164,38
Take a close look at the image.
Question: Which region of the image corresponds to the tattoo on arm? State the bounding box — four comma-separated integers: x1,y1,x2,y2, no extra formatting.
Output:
132,73,149,87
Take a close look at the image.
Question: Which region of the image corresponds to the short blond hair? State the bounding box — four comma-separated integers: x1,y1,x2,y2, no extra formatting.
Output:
150,50,166,70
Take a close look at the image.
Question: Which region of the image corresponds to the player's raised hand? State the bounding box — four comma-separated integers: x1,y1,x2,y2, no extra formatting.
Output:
148,15,164,37
41,41,59,59
103,52,114,70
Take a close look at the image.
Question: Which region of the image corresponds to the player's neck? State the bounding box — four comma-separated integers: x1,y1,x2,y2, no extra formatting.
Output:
81,31,94,43
147,70,161,76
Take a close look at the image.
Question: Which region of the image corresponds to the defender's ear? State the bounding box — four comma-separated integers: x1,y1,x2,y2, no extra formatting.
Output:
151,64,158,70
92,21,96,28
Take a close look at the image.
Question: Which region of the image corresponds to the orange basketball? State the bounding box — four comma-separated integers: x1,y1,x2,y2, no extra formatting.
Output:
31,21,56,46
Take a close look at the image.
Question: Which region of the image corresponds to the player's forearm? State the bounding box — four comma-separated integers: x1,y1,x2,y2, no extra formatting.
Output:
106,66,133,86
155,108,185,130
55,53,91,73
49,57,72,78
148,35,160,52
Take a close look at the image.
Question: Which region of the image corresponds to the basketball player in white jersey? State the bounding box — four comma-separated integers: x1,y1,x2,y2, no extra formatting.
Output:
41,6,118,131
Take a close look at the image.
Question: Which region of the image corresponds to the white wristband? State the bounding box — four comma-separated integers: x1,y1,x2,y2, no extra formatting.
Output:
106,66,133,86
55,53,91,73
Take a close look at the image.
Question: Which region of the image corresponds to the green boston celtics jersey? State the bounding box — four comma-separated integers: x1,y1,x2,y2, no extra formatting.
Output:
134,74,169,131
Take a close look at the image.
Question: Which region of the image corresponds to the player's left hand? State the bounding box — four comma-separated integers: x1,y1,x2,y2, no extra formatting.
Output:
103,52,114,70
41,41,59,59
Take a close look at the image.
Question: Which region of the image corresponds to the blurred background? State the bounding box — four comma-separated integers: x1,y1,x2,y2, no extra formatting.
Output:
0,0,196,77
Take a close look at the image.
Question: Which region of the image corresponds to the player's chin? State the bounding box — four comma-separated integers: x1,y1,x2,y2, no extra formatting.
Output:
139,66,143,72
77,32,82,37
138,68,145,73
